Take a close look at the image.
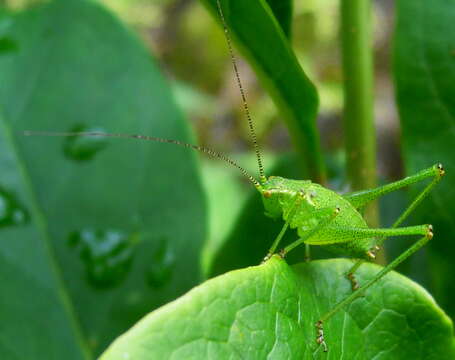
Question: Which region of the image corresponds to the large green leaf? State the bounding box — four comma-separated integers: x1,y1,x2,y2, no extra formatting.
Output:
101,257,455,359
200,159,250,276
394,0,455,319
265,0,293,38
0,0,205,357
201,0,324,182
0,11,17,55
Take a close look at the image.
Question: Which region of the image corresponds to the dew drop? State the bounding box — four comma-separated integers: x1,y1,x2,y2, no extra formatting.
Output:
0,186,29,228
146,238,175,288
69,229,137,288
63,124,108,161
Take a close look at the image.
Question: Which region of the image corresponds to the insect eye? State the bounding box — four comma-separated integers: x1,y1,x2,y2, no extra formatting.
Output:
263,190,272,198
437,163,445,176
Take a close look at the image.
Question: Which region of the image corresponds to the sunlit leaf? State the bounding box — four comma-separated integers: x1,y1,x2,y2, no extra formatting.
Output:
101,257,455,359
0,0,206,357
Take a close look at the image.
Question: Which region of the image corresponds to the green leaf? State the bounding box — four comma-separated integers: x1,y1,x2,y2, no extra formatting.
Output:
101,257,455,359
201,0,324,182
0,11,17,54
200,159,250,276
0,0,206,357
265,0,293,38
0,37,17,54
394,0,455,319
208,186,270,276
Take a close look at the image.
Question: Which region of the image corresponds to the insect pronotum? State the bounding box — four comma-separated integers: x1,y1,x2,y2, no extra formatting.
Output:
25,0,445,353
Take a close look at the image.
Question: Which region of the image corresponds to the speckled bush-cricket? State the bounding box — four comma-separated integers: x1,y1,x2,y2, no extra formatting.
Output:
24,0,445,353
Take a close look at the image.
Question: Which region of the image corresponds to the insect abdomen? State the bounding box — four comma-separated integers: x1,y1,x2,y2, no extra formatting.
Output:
290,183,374,259
261,177,375,259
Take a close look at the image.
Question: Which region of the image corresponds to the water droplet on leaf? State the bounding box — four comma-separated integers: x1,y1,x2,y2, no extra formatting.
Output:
69,229,136,288
0,186,29,228
63,124,108,161
146,238,175,288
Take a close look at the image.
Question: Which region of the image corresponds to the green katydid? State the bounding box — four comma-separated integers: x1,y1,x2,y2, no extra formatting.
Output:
24,0,445,353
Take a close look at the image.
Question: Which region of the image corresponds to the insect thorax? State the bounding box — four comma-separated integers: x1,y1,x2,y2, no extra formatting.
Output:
261,176,374,259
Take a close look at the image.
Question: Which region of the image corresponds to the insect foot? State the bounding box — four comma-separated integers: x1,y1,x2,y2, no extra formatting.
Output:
261,253,272,264
426,224,434,239
315,321,328,352
437,163,445,177
278,248,287,258
366,249,377,259
347,272,359,291
366,244,381,260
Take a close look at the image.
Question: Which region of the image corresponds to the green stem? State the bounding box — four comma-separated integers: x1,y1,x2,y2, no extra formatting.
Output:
340,0,380,239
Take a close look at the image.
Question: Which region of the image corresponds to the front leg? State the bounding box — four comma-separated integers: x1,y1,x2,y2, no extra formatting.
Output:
305,244,311,262
263,191,306,262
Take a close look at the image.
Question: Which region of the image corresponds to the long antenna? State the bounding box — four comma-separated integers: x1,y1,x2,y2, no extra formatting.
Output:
215,0,266,183
23,131,262,188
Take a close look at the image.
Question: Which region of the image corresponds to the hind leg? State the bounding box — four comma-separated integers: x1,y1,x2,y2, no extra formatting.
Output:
345,164,444,290
315,228,433,352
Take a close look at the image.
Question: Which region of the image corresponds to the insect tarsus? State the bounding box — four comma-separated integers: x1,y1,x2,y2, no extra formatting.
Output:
315,321,328,353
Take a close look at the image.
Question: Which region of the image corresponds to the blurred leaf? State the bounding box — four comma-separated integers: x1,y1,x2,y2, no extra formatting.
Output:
0,11,17,54
0,37,17,54
394,0,455,319
265,0,293,38
170,80,217,119
0,0,205,358
202,152,283,276
201,0,324,182
101,257,455,359
200,159,250,276
208,155,296,276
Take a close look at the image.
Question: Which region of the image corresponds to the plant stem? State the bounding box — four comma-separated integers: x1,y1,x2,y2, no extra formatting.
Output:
340,0,380,240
